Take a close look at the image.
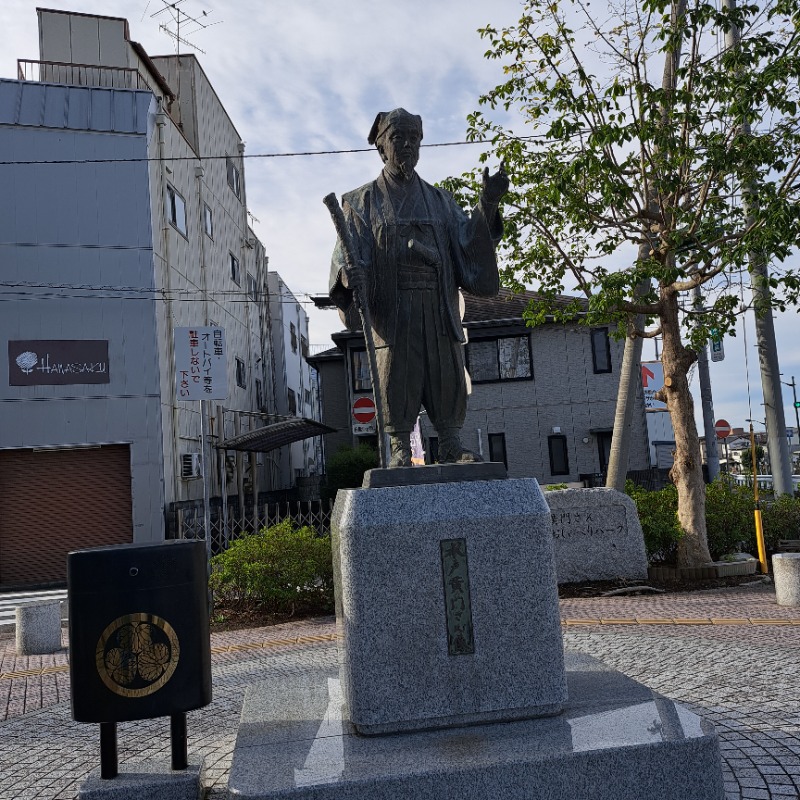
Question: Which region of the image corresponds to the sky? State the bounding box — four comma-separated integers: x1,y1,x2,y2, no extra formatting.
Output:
2,0,799,441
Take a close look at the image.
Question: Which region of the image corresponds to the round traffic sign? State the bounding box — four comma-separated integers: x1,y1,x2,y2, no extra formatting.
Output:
714,419,732,439
352,396,376,424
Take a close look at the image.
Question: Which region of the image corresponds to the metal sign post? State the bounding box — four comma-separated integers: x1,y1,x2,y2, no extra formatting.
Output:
174,327,228,557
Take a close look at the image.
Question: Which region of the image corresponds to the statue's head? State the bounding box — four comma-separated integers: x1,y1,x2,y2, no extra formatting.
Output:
368,108,423,180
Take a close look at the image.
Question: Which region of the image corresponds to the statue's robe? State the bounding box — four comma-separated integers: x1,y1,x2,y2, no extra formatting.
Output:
329,169,502,434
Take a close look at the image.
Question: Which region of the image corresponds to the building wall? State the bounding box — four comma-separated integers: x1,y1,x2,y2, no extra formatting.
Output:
0,80,165,541
319,321,651,483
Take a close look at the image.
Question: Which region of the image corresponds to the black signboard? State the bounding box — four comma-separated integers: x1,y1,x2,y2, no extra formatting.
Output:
8,340,109,386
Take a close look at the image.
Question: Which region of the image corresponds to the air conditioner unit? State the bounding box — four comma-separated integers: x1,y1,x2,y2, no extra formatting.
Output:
181,452,202,480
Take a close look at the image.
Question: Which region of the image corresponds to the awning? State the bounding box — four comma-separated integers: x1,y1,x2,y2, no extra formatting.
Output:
216,418,336,453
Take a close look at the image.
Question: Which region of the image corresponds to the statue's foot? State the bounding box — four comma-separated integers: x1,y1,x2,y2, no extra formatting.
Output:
389,434,412,468
438,435,483,464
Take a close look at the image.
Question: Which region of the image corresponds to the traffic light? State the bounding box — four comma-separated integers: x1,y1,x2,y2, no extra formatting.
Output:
795,401,800,408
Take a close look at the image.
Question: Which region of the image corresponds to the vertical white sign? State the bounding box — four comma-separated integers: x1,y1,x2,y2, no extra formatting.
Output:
641,361,668,411
174,326,228,401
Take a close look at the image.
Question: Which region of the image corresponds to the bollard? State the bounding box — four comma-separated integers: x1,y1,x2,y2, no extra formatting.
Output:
773,553,800,606
16,600,62,655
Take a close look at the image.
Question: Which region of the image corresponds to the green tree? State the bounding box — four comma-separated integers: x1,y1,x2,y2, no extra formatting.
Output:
740,445,765,475
458,0,800,567
323,443,379,500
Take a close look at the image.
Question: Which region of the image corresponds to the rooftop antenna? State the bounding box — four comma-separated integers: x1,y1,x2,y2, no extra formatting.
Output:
151,0,222,56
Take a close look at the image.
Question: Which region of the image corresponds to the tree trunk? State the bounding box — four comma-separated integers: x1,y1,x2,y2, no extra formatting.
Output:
658,290,713,568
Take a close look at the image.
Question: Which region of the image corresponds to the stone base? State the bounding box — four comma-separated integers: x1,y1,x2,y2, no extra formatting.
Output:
78,761,203,800
228,654,725,800
332,478,566,734
362,461,507,488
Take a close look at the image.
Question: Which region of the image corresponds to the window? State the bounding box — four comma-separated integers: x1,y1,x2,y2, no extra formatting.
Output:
247,273,258,300
350,349,372,393
467,335,532,383
548,435,570,476
488,433,508,468
591,328,612,374
300,334,309,359
229,253,240,284
255,378,264,412
235,357,246,388
289,322,297,354
287,388,297,415
203,203,213,238
226,156,241,198
304,388,312,408
166,184,187,235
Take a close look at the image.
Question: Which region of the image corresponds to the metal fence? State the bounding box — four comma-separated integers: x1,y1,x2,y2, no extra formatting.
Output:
170,498,333,555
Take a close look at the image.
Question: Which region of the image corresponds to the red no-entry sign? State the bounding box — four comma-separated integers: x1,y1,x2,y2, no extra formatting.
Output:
715,419,732,439
352,396,377,424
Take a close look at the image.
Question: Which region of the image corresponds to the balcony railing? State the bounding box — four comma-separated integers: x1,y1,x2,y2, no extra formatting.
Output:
17,59,155,93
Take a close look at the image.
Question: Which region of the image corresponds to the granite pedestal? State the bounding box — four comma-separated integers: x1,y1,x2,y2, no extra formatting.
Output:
546,488,648,584
331,477,566,735
227,653,725,800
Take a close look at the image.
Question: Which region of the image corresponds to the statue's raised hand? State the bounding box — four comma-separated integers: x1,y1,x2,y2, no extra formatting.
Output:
482,161,509,204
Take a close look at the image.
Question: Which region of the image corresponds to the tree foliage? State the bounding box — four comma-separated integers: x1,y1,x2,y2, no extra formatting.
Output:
452,0,800,567
462,0,800,342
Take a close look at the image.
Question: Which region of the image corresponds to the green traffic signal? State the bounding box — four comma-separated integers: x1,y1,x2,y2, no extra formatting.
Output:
795,401,800,408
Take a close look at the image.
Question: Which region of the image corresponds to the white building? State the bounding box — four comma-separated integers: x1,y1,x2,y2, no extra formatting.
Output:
0,9,305,587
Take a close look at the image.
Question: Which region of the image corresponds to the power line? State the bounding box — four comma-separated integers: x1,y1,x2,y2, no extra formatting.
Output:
0,136,544,167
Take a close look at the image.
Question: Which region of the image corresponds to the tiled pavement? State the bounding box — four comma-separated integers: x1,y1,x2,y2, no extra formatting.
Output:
1,582,799,799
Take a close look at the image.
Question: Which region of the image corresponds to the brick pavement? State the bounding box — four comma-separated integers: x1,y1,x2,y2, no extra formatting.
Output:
1,584,799,799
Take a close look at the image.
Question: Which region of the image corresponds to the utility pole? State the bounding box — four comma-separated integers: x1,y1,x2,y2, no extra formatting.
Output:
783,376,800,473
723,0,793,495
693,285,719,481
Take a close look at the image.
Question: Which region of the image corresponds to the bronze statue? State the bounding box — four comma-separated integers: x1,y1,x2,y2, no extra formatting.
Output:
329,108,508,467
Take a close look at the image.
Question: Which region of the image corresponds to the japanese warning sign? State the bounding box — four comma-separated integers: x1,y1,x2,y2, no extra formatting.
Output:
174,326,228,401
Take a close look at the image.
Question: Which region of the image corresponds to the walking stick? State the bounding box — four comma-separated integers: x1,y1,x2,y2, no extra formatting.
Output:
323,193,387,469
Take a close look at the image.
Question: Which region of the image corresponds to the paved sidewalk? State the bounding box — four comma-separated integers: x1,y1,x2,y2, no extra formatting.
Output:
1,583,799,799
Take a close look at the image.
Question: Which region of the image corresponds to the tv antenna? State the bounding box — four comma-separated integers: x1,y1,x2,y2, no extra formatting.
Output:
150,0,222,56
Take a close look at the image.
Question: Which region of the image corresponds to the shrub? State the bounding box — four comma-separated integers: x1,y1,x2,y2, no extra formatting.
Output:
705,478,755,559
209,519,333,615
323,443,379,500
761,494,800,551
625,480,681,563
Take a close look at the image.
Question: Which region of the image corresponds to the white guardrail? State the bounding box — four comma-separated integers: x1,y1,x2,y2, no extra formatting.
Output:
731,474,800,492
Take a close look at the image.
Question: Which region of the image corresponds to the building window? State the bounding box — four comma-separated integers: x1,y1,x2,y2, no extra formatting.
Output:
304,388,312,408
226,156,241,199
350,349,372,393
166,184,187,235
229,253,240,284
247,273,258,299
289,322,298,354
591,328,612,374
287,388,297,415
235,357,246,389
300,334,309,359
255,378,264,412
467,335,532,383
548,435,570,476
203,203,213,238
488,433,508,468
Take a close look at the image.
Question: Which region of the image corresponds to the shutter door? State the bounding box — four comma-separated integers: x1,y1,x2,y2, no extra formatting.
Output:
0,445,133,588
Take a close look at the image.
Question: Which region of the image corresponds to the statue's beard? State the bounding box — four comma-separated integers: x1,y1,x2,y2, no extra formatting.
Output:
387,156,417,182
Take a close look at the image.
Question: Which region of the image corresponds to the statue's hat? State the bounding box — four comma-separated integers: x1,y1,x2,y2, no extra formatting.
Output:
368,108,423,145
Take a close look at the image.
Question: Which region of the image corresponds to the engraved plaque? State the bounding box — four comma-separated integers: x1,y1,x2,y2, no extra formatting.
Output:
440,538,475,656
